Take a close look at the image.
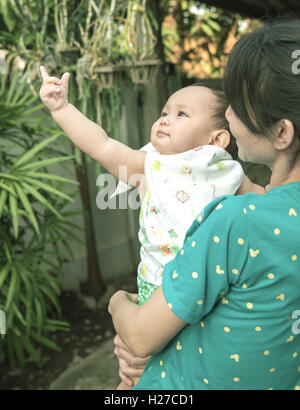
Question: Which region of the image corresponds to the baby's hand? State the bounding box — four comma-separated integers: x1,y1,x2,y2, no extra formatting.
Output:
39,66,70,113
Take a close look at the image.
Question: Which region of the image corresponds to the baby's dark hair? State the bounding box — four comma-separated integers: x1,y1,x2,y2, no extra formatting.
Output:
224,18,300,141
190,82,237,156
192,82,230,133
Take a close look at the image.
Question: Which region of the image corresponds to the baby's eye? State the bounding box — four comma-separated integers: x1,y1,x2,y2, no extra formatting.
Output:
178,111,187,117
161,112,167,117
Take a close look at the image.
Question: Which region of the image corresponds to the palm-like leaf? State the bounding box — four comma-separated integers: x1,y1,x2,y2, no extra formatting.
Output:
0,69,79,368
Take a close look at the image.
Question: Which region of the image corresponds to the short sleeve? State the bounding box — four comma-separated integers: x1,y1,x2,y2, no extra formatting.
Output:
162,195,251,324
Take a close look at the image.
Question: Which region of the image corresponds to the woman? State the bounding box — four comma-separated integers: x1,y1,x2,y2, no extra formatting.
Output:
109,19,300,390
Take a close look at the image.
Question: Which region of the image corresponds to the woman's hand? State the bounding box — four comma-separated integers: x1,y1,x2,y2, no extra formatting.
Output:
108,290,139,316
39,66,70,113
114,334,150,387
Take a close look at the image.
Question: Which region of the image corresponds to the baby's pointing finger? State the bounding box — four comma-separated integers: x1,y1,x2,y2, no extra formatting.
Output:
40,66,49,82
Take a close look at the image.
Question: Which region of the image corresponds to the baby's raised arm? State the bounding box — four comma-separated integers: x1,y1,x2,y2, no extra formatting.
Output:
39,66,145,186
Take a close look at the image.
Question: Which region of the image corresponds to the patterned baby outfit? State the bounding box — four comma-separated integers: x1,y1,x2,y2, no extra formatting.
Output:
137,144,244,304
134,183,300,390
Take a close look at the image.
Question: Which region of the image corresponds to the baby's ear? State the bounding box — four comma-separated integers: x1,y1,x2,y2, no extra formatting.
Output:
209,129,230,149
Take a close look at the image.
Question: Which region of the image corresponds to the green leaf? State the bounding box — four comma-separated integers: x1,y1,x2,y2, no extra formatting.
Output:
0,0,16,31
34,297,43,335
9,190,19,238
20,335,41,367
30,330,61,352
0,180,17,195
201,23,214,37
26,171,78,185
22,183,63,220
11,133,61,170
22,176,73,202
5,264,18,310
13,182,40,235
0,262,11,288
19,156,75,172
0,189,7,217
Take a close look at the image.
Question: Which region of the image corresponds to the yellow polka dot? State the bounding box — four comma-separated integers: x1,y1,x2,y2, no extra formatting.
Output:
232,269,239,275
264,350,270,356
167,303,173,310
246,302,253,309
180,249,184,255
191,241,196,247
289,208,297,216
176,341,182,351
292,254,297,261
268,388,274,390
161,371,166,378
295,386,300,390
172,270,178,279
233,377,240,382
255,326,262,332
237,238,244,245
199,347,203,354
216,265,225,275
160,360,163,366
287,336,294,343
197,299,203,305
213,236,220,243
224,326,231,333
243,208,247,214
274,228,280,235
242,283,247,289
200,321,205,328
198,216,203,222
269,368,275,373
267,273,275,279
203,378,209,384
275,293,285,301
297,366,300,372
249,204,256,210
293,352,298,358
192,272,198,279
221,297,229,305
230,354,240,363
249,249,260,257
216,203,223,210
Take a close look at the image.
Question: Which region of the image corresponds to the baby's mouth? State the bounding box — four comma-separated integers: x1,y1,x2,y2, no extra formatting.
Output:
157,130,169,138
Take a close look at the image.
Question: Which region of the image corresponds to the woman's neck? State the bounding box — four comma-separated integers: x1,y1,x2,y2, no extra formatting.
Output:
268,150,300,189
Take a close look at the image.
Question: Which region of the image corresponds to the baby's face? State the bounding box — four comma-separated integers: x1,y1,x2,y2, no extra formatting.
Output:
151,86,219,155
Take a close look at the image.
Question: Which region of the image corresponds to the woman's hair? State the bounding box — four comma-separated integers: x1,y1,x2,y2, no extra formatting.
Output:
224,18,300,141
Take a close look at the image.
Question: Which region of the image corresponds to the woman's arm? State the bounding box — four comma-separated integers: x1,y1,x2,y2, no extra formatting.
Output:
108,288,186,357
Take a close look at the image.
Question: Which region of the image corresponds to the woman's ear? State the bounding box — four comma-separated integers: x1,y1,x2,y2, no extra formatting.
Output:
274,119,295,151
208,129,230,149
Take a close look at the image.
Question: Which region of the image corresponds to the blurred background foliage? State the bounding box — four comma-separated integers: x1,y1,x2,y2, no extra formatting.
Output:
0,0,269,368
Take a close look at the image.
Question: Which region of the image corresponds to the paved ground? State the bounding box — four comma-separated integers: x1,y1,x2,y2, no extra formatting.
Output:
49,338,120,390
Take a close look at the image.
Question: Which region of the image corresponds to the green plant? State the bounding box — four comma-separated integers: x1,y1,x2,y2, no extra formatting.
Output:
0,68,82,368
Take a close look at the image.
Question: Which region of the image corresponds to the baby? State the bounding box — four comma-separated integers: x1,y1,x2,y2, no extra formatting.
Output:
39,67,263,388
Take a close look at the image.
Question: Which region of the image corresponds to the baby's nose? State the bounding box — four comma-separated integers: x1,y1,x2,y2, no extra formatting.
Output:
160,115,170,126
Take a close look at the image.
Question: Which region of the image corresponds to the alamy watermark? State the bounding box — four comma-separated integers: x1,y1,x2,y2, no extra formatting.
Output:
96,166,141,210
292,50,300,74
292,310,300,335
0,309,6,335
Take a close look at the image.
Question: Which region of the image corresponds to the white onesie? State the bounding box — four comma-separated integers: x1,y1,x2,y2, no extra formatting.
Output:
137,144,244,303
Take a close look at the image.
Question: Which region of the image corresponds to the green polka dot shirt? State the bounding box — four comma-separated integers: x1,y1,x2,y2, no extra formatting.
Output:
134,182,300,390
